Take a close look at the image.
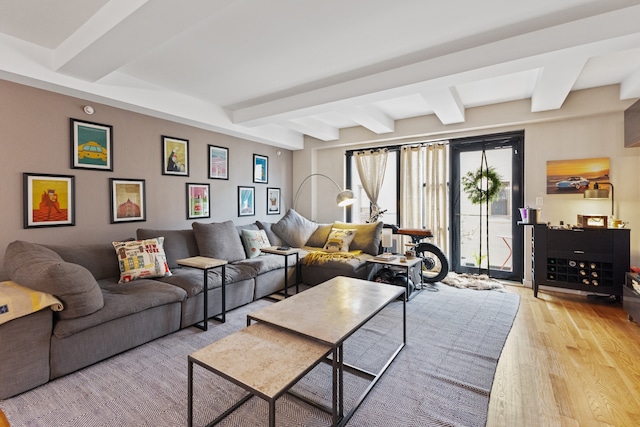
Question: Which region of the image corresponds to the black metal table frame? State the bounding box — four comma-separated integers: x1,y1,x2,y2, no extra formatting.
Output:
247,287,406,426
177,262,226,331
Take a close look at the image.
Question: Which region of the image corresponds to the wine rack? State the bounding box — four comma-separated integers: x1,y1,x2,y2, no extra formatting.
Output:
531,225,629,300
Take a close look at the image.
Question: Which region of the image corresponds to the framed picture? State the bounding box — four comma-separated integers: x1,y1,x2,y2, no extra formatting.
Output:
23,173,75,228
186,183,210,219
70,118,113,171
238,186,255,217
267,187,281,215
110,178,146,223
546,157,610,194
253,154,268,184
162,136,189,176
208,145,229,180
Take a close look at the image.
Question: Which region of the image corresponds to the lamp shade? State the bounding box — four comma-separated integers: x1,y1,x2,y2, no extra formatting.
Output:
584,188,609,199
336,189,356,207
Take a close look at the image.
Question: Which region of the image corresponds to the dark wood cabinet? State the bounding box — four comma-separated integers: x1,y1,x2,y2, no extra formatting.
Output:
531,225,630,300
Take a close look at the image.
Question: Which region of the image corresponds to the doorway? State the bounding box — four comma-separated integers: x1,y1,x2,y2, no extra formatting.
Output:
449,131,524,281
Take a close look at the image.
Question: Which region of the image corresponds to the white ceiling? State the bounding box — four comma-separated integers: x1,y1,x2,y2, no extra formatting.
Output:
2,0,640,150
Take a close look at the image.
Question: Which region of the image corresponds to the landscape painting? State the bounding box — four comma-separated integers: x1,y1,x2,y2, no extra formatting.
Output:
546,157,610,194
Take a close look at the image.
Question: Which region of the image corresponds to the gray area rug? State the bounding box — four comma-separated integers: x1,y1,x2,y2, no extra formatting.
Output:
0,283,519,427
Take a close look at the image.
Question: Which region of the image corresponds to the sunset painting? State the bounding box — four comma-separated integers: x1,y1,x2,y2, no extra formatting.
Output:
546,157,610,194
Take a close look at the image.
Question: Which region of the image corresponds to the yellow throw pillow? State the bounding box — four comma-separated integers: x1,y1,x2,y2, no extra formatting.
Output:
322,228,357,253
112,238,172,283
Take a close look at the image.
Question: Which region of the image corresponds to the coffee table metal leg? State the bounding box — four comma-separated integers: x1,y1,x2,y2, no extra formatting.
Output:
188,360,193,427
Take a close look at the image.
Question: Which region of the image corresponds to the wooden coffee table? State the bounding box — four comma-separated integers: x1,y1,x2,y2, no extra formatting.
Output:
247,276,406,426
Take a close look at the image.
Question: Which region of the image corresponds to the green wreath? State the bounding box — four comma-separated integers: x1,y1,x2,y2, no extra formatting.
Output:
462,166,504,204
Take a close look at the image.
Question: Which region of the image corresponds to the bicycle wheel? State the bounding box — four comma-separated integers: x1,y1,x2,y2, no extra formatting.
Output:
415,242,449,283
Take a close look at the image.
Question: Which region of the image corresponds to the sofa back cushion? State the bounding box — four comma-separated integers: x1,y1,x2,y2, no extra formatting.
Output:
332,221,383,255
4,240,104,319
136,228,199,269
305,223,333,247
45,242,121,280
192,221,246,262
271,209,318,247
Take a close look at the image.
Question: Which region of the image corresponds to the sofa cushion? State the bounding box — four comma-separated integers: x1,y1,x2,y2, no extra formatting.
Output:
53,278,186,339
112,238,172,283
192,221,246,262
256,221,283,247
305,223,333,247
272,209,318,247
45,242,121,281
240,229,271,259
136,228,199,269
322,228,357,253
4,240,104,319
333,221,383,255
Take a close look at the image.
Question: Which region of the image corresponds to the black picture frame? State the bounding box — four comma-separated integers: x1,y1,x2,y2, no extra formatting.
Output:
110,178,146,223
23,173,75,228
186,183,210,219
253,154,268,184
238,186,255,217
208,145,229,180
70,118,113,171
162,136,189,176
267,187,281,215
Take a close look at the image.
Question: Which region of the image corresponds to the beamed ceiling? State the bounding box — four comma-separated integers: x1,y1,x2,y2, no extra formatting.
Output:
1,0,640,150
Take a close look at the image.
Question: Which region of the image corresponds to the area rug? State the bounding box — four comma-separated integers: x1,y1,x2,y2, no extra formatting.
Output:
441,272,506,291
0,283,519,427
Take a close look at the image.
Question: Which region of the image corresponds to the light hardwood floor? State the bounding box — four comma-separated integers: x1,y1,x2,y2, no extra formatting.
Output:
487,285,640,426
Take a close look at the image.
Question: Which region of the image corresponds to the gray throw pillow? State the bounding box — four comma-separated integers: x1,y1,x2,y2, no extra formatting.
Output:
256,221,283,247
4,240,104,319
271,209,318,248
332,221,383,255
192,221,247,262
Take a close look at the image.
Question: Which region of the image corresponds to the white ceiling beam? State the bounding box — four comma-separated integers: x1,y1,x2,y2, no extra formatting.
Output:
620,65,640,99
531,57,588,112
233,5,640,126
285,117,339,141
346,106,395,134
420,87,465,124
54,0,235,81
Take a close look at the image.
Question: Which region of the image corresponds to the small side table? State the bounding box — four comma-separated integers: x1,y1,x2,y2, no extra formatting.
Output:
260,246,300,297
367,256,425,301
176,256,228,331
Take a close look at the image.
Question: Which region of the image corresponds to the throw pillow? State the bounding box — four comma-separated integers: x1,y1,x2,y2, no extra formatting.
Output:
322,228,357,253
333,221,383,255
4,240,104,319
192,220,247,262
241,229,271,259
305,223,333,247
112,238,172,283
272,209,318,247
256,221,283,247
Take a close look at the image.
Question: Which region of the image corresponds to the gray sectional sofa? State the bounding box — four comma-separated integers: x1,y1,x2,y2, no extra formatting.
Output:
0,209,382,399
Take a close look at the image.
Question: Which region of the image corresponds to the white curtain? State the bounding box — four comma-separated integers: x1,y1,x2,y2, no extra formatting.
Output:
400,143,448,252
355,149,388,218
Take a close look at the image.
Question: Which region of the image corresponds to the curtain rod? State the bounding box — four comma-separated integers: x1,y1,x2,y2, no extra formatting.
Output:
346,139,448,156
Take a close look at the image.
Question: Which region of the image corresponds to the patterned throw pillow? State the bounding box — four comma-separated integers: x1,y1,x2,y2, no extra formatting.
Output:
322,228,357,253
241,229,271,259
112,238,172,283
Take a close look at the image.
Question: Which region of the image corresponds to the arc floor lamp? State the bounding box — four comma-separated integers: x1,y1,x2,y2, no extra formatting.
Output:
293,173,356,210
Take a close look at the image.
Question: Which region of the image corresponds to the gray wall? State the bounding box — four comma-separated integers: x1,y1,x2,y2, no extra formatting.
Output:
0,79,292,279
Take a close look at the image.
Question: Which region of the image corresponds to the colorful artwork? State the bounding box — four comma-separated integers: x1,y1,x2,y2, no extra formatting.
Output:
110,179,146,223
23,173,75,228
162,136,189,176
71,119,112,170
209,145,229,180
187,183,210,219
253,154,268,184
546,157,610,194
238,186,255,216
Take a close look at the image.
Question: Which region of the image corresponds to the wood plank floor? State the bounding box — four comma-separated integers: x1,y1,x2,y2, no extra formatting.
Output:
487,285,640,427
